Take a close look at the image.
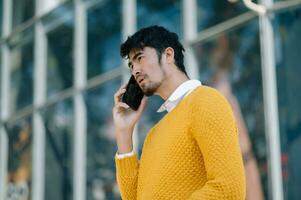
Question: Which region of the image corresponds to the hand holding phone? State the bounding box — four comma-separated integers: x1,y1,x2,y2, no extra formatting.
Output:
122,75,145,110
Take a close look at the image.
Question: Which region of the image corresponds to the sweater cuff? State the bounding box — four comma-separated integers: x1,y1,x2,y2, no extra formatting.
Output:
115,150,135,159
115,153,139,177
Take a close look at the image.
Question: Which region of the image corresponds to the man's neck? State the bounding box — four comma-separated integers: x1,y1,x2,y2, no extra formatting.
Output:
155,73,189,100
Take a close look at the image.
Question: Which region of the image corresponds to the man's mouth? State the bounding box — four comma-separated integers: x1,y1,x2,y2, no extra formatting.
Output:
139,78,144,84
137,76,145,84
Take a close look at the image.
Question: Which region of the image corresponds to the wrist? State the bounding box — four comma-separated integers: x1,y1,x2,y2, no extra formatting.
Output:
116,136,133,154
115,128,134,136
117,145,133,154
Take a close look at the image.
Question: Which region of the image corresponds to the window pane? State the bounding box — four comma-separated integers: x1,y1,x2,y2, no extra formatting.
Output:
137,0,182,38
6,117,32,200
0,0,3,37
0,45,2,115
192,19,269,199
87,0,122,79
44,4,74,98
43,99,74,200
40,0,70,15
12,0,34,29
274,6,301,200
137,95,165,154
10,28,34,113
85,77,122,200
197,0,247,31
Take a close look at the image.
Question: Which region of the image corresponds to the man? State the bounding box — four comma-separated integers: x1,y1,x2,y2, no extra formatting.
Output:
112,25,245,199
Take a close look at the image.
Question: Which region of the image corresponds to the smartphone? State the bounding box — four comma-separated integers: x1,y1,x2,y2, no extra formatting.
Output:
122,75,145,110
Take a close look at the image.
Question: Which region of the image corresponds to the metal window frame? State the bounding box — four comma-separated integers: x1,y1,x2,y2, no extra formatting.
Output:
73,0,87,200
259,0,284,199
122,0,139,153
1,66,124,126
188,1,301,200
0,0,12,199
1,0,301,200
183,0,199,79
189,11,257,45
0,1,126,200
0,0,73,45
31,0,47,200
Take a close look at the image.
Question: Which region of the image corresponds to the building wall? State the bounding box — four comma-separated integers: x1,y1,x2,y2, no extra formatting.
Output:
1,0,301,200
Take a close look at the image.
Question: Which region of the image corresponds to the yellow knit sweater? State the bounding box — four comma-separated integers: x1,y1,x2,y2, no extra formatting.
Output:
115,86,246,199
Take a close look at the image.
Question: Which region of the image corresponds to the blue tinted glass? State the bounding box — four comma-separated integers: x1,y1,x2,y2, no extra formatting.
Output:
137,0,182,38
85,76,122,200
87,0,122,79
0,0,2,37
197,0,247,31
193,19,269,199
0,46,2,115
44,98,74,200
274,6,301,200
12,0,35,29
6,117,32,200
10,32,34,113
137,95,165,155
45,5,74,98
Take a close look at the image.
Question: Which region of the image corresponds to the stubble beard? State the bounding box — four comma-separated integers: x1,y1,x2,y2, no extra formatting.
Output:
141,81,161,97
141,59,166,97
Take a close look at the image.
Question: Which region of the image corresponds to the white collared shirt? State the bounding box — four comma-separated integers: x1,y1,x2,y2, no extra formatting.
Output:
157,79,202,113
115,79,202,159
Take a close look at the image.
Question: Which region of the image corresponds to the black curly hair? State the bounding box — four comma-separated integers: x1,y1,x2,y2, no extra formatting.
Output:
120,25,188,76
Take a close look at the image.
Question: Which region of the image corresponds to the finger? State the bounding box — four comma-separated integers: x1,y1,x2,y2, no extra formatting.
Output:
114,102,130,112
117,102,129,108
113,83,128,104
114,88,127,104
119,83,127,90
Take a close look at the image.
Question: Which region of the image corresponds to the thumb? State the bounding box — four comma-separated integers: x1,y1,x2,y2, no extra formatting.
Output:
137,96,148,113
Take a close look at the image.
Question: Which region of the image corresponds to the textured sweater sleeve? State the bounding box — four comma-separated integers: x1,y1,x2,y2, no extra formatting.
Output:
115,153,139,200
188,87,246,200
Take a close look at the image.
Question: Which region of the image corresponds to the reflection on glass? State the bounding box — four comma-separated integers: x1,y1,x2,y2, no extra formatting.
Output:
6,117,32,200
137,0,182,38
0,47,2,115
274,6,301,200
85,77,122,200
12,0,34,29
43,98,74,200
46,7,74,97
137,95,165,154
197,0,247,31
87,0,121,79
40,0,68,15
10,39,34,113
0,0,2,36
192,19,268,199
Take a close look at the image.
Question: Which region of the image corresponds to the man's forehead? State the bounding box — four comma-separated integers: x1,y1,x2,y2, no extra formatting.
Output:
128,48,144,60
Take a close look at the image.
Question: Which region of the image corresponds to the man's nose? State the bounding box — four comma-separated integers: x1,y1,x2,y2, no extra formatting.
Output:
132,64,141,76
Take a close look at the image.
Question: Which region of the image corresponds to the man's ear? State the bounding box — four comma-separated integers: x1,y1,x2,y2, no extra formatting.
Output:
164,47,175,64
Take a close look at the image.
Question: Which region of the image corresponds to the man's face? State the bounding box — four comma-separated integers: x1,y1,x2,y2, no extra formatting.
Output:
128,47,166,96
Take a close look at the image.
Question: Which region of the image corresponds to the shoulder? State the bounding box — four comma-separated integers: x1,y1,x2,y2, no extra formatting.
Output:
187,86,237,133
186,86,229,109
184,86,235,124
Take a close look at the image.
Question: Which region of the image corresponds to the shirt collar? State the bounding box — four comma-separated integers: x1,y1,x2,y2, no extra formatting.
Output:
157,80,202,113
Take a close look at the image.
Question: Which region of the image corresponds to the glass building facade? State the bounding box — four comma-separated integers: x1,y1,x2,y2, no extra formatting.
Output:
1,0,301,200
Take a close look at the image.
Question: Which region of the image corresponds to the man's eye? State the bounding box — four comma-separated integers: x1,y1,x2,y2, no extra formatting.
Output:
138,56,142,61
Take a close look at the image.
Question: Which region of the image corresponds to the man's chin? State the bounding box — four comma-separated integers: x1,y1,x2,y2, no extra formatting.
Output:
142,87,155,97
143,89,154,97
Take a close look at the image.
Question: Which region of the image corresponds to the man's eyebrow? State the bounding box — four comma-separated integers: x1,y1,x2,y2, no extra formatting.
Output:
128,52,143,68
